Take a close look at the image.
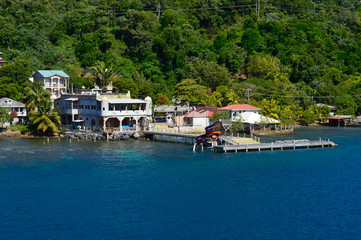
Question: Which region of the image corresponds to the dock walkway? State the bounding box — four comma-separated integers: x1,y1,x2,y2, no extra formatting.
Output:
213,140,337,153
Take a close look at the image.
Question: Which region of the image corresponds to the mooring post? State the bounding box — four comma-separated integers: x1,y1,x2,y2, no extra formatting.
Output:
201,143,204,152
47,138,49,143
246,144,248,152
193,143,197,152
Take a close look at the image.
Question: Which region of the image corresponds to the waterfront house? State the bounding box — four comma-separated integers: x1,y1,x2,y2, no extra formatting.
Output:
219,104,288,135
219,104,261,121
0,97,27,126
327,115,354,127
32,70,69,98
55,91,152,132
183,107,218,127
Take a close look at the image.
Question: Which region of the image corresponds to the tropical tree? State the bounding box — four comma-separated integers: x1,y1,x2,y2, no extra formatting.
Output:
84,60,119,88
0,107,10,127
29,100,61,135
24,81,51,112
175,78,208,106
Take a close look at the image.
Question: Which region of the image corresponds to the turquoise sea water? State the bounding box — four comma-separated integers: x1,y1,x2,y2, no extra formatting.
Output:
1,127,361,239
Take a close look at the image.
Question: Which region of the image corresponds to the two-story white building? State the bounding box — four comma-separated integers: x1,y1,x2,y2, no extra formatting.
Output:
32,70,69,98
55,92,152,132
0,98,27,126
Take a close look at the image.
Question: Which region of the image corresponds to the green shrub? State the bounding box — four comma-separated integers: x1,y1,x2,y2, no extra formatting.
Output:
6,124,31,134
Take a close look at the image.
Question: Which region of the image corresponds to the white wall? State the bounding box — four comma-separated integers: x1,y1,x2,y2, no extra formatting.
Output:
192,118,209,127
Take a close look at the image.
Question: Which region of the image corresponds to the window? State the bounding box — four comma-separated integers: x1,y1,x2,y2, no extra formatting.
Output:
85,105,90,110
91,105,96,110
91,119,96,125
79,105,84,109
86,118,88,120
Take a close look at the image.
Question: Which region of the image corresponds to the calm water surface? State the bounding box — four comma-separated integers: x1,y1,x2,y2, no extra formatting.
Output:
1,127,361,240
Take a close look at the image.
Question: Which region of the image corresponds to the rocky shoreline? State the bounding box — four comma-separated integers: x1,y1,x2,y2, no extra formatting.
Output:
0,130,146,141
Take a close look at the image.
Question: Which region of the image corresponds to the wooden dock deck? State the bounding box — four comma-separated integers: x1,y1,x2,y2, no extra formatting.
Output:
213,140,338,153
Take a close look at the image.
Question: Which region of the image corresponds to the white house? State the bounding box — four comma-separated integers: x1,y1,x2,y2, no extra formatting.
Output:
183,107,218,128
33,70,69,98
219,104,262,121
0,97,27,126
55,92,152,132
220,104,284,134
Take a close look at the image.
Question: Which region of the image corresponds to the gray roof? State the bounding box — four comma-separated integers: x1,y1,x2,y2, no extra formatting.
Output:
0,98,25,108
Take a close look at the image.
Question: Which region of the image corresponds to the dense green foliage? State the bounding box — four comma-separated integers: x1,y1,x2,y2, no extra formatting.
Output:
1,0,361,124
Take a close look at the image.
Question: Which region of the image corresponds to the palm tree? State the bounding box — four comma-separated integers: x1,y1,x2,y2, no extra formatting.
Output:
84,61,119,88
29,100,61,135
24,81,51,112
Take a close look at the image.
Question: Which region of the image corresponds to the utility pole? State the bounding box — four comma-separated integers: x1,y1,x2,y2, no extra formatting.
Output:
156,3,161,20
244,88,252,102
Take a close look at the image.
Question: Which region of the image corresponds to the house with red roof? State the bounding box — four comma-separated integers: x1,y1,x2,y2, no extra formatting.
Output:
183,107,218,127
219,104,290,135
219,104,262,121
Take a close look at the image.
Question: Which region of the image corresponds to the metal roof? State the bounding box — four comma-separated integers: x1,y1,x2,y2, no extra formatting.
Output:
327,115,353,120
0,98,25,108
237,112,280,124
184,110,214,118
220,104,261,111
36,70,69,78
65,98,79,101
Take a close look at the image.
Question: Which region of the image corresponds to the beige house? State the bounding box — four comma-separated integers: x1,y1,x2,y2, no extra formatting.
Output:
32,70,69,98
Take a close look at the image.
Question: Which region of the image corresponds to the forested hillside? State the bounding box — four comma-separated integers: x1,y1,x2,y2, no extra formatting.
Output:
1,0,361,122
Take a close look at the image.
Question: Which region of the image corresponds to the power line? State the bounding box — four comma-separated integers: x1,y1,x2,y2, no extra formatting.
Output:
111,4,258,16
251,93,361,98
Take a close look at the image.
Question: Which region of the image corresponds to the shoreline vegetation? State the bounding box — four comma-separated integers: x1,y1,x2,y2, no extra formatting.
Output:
2,1,361,134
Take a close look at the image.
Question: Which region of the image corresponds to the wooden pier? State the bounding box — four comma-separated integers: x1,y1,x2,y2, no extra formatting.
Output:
213,140,337,153
144,131,338,153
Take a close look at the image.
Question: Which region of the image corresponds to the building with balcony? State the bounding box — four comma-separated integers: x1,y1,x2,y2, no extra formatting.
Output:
55,92,152,132
0,98,27,126
33,70,69,98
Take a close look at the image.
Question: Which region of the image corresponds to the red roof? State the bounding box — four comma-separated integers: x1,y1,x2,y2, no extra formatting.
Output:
220,104,261,111
0,59,7,63
184,110,215,118
327,116,353,120
196,106,219,113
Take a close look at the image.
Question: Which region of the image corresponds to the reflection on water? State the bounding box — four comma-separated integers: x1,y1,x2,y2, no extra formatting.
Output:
1,127,361,240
